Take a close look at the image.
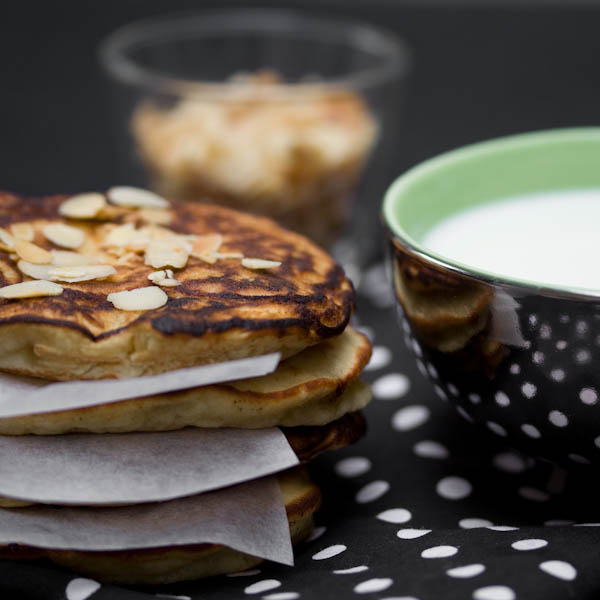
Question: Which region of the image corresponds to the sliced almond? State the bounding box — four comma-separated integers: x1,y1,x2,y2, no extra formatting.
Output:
107,186,169,209
196,252,217,264
0,280,63,299
14,240,52,265
10,223,35,242
18,261,53,280
215,252,244,259
242,258,282,270
115,252,140,265
47,264,117,283
144,238,189,269
155,277,180,287
58,193,106,219
129,208,173,226
103,223,149,252
43,223,85,249
165,269,174,279
0,227,16,251
191,234,223,257
147,270,167,282
107,286,168,311
51,250,100,267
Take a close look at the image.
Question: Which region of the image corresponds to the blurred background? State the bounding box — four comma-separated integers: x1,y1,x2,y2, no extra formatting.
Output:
1,0,599,259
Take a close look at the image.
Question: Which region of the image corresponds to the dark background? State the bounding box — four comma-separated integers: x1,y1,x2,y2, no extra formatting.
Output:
1,0,600,195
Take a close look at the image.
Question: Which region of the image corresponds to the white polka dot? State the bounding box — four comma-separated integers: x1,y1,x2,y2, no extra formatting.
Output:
539,560,577,581
333,565,369,575
335,457,372,478
426,363,438,378
574,522,600,526
512,538,548,551
456,406,474,423
433,385,447,401
576,320,588,335
244,580,281,595
306,526,326,542
595,436,600,449
436,476,472,500
447,383,459,396
446,564,486,578
392,405,430,431
486,525,519,531
473,585,516,600
373,373,410,400
528,314,538,327
549,410,568,427
532,351,545,364
575,349,591,364
397,528,431,539
521,423,541,438
411,338,423,357
556,340,568,350
380,597,419,600
263,594,300,600
521,382,537,398
544,519,575,526
155,595,191,600
365,346,392,371
518,486,550,502
509,363,521,375
416,360,427,377
494,391,510,407
486,421,507,437
459,518,493,529
540,324,552,339
354,578,393,594
469,393,482,404
550,368,565,382
568,453,590,464
226,569,262,578
421,545,458,559
65,579,101,600
377,508,412,524
312,544,347,560
580,387,598,405
413,440,449,459
493,452,527,474
356,480,390,504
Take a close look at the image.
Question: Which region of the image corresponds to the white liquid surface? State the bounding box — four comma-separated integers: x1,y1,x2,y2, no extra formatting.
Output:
422,189,600,292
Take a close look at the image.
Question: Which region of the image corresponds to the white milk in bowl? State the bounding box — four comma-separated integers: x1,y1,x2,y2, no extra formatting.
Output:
422,189,600,292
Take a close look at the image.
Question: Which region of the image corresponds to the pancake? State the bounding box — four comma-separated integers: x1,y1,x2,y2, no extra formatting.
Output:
0,467,321,584
0,191,354,380
0,326,371,435
0,411,365,509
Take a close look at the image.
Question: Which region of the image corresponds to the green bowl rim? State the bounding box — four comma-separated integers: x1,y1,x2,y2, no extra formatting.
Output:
382,127,600,301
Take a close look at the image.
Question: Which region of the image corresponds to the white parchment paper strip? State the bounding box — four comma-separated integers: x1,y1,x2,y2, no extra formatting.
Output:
0,353,280,418
0,428,299,505
0,476,294,565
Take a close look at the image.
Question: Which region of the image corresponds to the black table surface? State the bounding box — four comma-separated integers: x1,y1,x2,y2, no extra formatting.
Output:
1,268,600,600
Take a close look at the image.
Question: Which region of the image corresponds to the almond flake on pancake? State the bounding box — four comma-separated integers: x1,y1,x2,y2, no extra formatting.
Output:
47,264,117,283
0,280,63,299
191,234,222,257
156,277,180,287
42,223,85,249
128,208,173,226
107,286,168,311
58,193,107,219
103,223,149,252
0,227,16,251
10,223,35,242
17,261,53,280
144,238,189,269
14,240,52,265
147,270,167,282
107,186,169,209
51,250,101,267
242,258,282,269
215,251,244,259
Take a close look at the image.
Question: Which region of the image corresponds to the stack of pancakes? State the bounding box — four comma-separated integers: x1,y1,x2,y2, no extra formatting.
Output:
0,189,372,583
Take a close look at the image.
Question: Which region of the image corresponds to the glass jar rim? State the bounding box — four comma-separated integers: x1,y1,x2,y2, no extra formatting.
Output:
98,8,412,98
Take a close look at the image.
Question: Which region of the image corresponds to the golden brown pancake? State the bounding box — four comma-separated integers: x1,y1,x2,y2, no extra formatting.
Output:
0,411,365,509
0,467,321,584
0,326,371,434
0,191,354,380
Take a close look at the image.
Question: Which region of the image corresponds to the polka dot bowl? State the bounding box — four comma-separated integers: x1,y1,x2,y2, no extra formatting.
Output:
383,128,600,466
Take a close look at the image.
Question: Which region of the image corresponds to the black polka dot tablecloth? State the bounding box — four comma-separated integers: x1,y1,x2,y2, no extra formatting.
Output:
2,262,600,600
